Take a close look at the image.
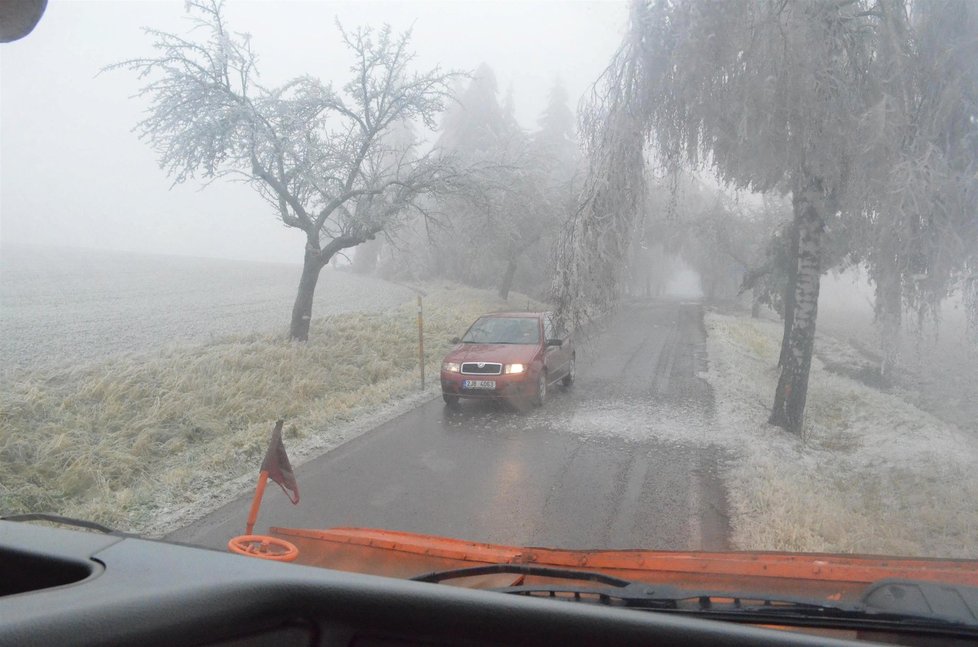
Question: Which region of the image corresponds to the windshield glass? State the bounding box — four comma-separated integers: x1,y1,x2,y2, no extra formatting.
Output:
462,317,540,345
2,0,976,622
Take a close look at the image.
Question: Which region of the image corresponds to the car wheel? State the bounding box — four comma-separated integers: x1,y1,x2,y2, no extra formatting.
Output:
534,370,547,407
443,393,459,408
562,356,576,387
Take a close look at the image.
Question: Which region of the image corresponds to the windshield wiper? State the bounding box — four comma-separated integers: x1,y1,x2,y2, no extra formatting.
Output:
412,564,675,608
412,565,978,635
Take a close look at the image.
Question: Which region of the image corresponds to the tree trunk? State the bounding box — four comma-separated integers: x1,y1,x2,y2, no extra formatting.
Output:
876,270,902,386
290,245,325,341
777,220,800,367
498,255,518,300
770,180,824,434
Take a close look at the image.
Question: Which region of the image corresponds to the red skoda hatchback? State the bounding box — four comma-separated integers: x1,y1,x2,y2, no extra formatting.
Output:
440,312,574,407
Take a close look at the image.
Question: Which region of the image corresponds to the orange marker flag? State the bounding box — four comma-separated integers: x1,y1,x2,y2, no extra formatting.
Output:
245,420,299,535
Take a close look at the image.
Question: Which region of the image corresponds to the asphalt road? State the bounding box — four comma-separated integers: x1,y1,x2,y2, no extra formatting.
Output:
169,299,730,552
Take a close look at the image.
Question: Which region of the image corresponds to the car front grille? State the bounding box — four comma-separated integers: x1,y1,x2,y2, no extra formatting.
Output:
461,362,503,375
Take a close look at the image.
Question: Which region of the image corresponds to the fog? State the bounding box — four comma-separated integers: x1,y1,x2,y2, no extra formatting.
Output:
1,0,627,263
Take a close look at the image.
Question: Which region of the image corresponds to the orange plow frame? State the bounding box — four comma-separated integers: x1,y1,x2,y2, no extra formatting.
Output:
270,526,978,605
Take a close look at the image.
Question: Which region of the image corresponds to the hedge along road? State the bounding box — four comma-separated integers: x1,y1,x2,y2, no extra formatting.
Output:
168,299,731,552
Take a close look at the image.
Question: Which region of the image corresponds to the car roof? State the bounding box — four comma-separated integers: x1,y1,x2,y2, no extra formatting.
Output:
479,311,548,318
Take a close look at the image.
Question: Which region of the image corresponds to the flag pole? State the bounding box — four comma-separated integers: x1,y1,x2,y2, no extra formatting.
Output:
244,470,269,535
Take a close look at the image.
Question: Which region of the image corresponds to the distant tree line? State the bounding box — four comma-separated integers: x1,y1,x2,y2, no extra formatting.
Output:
367,64,582,303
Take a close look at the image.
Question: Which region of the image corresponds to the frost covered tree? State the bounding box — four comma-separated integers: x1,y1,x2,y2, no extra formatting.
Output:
556,0,933,434
437,63,508,155
500,78,582,300
557,0,977,432
532,79,580,183
685,195,780,304
487,79,581,300
424,64,510,286
111,0,464,341
644,0,881,434
848,0,978,379
552,81,644,327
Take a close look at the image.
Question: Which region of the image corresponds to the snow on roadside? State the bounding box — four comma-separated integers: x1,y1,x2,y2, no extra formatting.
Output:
705,312,978,558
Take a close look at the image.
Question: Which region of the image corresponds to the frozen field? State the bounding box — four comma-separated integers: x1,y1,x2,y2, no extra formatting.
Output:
0,245,415,376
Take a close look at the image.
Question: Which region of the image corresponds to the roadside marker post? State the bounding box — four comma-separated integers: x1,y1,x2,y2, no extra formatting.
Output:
417,295,424,390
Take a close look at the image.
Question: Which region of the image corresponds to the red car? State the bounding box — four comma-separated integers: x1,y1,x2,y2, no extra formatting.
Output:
440,311,575,407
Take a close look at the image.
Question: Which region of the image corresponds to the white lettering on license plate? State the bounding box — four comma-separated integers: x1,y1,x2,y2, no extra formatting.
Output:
463,380,496,389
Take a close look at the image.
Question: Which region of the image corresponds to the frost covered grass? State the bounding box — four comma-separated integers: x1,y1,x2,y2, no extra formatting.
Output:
705,312,978,558
0,281,542,535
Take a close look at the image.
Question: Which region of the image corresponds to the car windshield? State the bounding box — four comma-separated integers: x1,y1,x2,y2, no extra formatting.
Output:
462,317,540,345
2,0,977,634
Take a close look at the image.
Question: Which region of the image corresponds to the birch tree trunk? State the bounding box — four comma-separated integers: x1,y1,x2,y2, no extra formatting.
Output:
770,180,825,434
777,220,800,368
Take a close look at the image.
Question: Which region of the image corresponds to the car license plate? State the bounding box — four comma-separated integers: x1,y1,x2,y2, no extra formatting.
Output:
463,380,496,389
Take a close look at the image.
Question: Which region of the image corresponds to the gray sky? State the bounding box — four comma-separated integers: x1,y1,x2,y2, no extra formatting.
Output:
1,0,628,263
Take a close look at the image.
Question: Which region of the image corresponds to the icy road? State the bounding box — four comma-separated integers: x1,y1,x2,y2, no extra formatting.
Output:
170,300,731,551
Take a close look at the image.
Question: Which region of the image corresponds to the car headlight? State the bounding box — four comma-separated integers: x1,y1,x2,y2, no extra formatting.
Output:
504,363,526,374
442,362,461,373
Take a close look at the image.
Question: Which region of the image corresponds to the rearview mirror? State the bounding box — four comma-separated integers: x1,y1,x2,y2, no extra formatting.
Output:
546,339,563,347
450,337,461,344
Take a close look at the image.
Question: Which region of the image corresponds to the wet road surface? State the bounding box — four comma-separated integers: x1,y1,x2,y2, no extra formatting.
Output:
169,299,730,551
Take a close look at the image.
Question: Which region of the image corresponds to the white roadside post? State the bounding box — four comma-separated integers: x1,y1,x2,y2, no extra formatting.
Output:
417,295,424,390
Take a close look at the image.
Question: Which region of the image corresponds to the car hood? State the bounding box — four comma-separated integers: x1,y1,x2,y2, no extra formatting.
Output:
269,526,978,606
443,343,539,365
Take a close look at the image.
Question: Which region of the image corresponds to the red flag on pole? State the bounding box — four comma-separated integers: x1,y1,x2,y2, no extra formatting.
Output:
262,419,300,504
245,420,299,535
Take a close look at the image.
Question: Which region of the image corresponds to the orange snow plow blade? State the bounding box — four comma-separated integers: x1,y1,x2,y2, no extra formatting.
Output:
271,526,978,604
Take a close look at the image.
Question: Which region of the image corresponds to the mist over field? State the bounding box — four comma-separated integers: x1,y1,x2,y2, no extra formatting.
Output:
0,245,414,375
0,1,627,263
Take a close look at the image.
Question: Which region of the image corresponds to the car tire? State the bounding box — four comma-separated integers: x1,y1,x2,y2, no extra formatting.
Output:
443,393,459,408
534,370,547,407
562,356,575,387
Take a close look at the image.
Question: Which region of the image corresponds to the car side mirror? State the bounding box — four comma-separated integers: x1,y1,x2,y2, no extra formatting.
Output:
450,337,461,344
546,338,563,347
